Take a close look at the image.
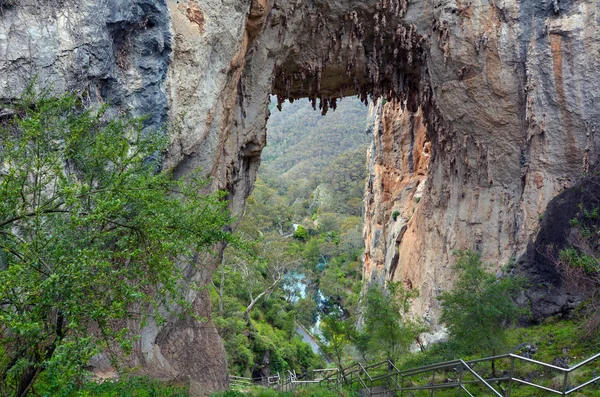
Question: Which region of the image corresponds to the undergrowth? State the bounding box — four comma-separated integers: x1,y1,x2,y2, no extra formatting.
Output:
395,317,600,396
32,376,188,397
37,318,594,397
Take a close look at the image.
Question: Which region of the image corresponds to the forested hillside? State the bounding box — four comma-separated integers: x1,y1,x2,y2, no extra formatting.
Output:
261,97,369,186
210,96,600,386
211,97,369,377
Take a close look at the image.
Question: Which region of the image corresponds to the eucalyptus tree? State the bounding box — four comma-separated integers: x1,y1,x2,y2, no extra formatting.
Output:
363,282,425,363
439,251,526,373
0,91,233,396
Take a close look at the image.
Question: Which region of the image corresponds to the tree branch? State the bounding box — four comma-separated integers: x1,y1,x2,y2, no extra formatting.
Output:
0,209,69,229
244,276,282,319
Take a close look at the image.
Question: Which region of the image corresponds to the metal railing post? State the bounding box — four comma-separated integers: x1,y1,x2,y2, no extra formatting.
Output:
430,370,435,397
400,374,404,397
458,364,463,397
506,356,514,397
387,361,391,392
561,371,569,396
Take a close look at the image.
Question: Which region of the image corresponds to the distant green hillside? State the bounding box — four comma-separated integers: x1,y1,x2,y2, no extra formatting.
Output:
262,97,369,187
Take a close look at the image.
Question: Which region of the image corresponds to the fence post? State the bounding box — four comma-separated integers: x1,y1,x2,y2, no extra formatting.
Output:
388,361,392,392
561,371,569,396
507,356,515,397
430,370,435,397
400,374,404,397
458,364,463,397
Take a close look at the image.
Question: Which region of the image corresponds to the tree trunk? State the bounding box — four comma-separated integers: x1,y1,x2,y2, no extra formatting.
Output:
219,263,225,316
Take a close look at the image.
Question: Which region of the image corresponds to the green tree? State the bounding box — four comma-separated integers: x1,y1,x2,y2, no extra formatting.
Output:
210,96,369,378
0,92,233,396
363,282,425,362
319,313,354,378
439,251,526,360
293,225,308,241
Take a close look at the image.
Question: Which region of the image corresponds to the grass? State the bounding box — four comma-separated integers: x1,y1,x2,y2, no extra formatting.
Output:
79,377,189,397
393,317,600,397
32,376,189,397
507,317,598,363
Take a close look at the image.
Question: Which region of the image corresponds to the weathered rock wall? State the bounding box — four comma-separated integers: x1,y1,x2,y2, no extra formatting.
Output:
362,0,600,327
1,0,406,392
1,0,599,393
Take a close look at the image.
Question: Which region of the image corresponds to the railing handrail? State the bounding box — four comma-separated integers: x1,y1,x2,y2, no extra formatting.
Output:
401,359,463,376
231,349,600,396
357,362,373,381
360,359,391,371
566,351,600,371
387,359,401,373
332,350,599,395
459,359,503,397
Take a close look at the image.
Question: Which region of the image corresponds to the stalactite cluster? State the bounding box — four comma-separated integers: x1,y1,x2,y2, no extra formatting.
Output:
271,0,427,115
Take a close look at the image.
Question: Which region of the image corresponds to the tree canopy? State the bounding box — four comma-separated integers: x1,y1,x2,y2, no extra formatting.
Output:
0,91,233,396
362,282,425,362
212,97,369,377
438,251,526,357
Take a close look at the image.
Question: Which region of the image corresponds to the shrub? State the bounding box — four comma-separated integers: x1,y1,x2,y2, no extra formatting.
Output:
293,225,308,241
439,251,527,358
79,376,188,397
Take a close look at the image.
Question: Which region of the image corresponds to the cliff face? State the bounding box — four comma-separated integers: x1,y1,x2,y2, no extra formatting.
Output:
1,0,599,393
361,0,600,327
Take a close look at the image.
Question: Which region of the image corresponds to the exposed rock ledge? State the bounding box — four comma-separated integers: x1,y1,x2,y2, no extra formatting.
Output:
1,0,599,394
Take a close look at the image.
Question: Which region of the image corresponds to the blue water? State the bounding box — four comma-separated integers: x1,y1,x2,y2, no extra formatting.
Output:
284,272,326,354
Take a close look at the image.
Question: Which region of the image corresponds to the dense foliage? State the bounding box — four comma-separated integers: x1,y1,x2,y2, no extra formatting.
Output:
438,251,526,357
0,92,232,396
361,283,425,362
212,98,368,377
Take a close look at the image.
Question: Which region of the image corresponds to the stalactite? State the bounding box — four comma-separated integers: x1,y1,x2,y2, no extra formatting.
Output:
270,0,428,117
